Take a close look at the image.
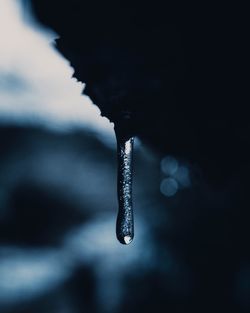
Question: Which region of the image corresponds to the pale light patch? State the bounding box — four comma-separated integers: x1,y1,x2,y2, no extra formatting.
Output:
0,0,115,147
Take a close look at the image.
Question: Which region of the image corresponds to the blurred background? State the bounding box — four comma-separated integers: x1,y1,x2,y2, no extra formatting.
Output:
0,1,249,313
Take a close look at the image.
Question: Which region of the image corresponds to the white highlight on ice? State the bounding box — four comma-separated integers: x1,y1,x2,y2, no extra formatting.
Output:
124,236,132,244
124,139,133,154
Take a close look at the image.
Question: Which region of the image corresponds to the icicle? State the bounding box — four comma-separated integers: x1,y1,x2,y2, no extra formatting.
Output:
115,131,134,245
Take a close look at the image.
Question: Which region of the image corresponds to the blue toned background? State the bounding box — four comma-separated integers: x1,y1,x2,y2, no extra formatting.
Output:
0,1,249,313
